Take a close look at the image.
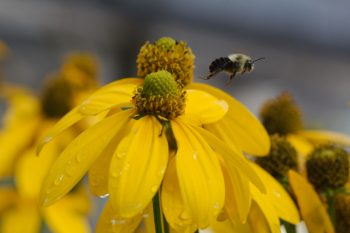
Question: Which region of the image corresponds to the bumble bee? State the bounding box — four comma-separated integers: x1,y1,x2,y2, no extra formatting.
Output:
203,54,265,84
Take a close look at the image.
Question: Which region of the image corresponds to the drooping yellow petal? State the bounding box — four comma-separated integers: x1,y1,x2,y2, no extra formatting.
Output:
162,158,195,232
189,82,270,155
184,89,228,125
37,107,84,155
0,117,40,177
172,120,225,228
40,110,133,207
250,186,280,233
250,163,300,224
1,202,41,233
78,78,142,115
287,134,313,156
298,130,350,147
288,170,335,233
109,116,168,218
193,124,266,193
88,119,132,196
96,200,143,233
15,143,57,199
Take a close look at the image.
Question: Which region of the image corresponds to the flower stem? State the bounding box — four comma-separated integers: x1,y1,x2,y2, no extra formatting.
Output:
281,220,296,233
153,191,169,233
325,189,336,226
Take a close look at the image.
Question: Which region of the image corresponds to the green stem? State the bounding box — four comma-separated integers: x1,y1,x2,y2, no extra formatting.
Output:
281,220,296,233
325,189,336,226
153,191,169,233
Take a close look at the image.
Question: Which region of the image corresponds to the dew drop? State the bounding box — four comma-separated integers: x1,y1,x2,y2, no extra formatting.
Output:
54,175,64,185
117,151,126,159
179,210,191,220
151,185,158,193
76,152,83,163
193,151,198,160
159,166,166,176
124,163,130,171
99,193,110,199
111,218,126,225
143,213,149,219
112,171,122,178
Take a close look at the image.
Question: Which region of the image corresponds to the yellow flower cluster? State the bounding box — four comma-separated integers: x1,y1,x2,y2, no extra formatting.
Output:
1,36,349,233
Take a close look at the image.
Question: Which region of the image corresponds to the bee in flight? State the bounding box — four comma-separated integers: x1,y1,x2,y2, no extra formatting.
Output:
202,54,265,84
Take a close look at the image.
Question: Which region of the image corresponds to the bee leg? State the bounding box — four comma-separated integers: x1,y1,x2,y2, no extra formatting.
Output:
226,72,237,85
202,70,220,80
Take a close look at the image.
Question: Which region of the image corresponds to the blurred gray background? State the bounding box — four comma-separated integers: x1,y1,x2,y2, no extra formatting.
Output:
1,0,349,133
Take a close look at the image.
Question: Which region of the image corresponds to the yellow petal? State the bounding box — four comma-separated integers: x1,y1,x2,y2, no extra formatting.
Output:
162,158,195,232
88,119,132,196
1,202,40,233
210,219,252,233
287,134,313,156
37,107,84,155
44,198,92,233
96,201,143,233
15,143,57,199
78,78,142,115
189,82,270,155
40,109,133,207
109,116,168,218
288,170,335,233
193,124,266,194
250,163,300,224
0,188,17,212
250,187,280,233
184,89,228,125
0,118,39,177
298,130,350,146
172,120,225,228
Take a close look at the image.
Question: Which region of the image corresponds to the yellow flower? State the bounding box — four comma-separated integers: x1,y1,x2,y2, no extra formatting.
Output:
39,71,266,231
259,92,350,156
288,170,334,233
209,162,300,233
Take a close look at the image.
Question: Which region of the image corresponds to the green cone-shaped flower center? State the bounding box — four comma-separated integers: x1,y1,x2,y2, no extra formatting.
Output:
260,92,303,135
132,70,186,119
306,144,349,191
155,37,176,51
256,135,298,179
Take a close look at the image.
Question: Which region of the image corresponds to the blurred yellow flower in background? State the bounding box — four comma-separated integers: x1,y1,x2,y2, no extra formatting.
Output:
260,92,350,157
0,51,100,232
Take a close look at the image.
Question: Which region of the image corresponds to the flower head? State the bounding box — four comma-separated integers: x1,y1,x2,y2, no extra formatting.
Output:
136,37,195,86
38,70,267,231
306,144,349,191
256,135,298,179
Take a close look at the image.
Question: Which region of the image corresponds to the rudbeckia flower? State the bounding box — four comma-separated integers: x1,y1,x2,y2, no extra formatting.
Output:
259,92,350,156
208,162,300,233
39,70,267,232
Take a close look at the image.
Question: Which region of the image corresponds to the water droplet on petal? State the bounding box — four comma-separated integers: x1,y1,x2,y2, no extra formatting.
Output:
193,151,198,160
117,151,126,159
151,185,158,193
99,193,110,198
54,175,64,185
112,171,122,178
143,213,149,219
76,152,83,162
111,218,126,225
124,163,130,171
180,210,191,220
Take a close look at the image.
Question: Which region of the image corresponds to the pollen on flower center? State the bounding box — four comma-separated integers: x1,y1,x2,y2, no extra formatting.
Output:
256,135,298,179
306,144,349,191
260,92,303,135
136,36,195,86
132,70,186,119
